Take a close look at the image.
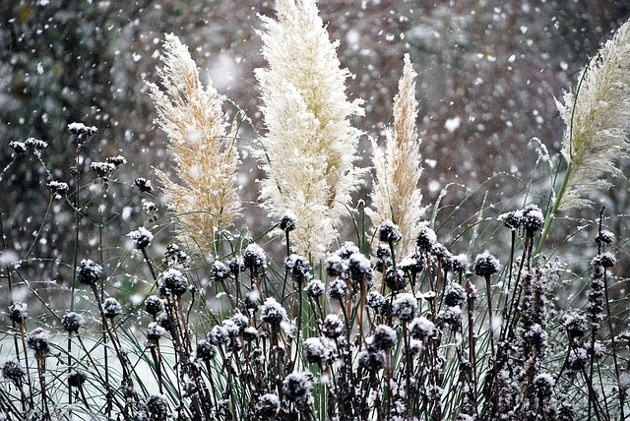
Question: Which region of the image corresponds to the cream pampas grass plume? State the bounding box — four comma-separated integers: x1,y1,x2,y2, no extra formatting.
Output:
147,34,240,252
556,20,630,211
368,54,424,256
256,0,364,258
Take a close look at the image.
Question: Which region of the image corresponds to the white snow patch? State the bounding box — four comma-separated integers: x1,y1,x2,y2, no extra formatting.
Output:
444,116,461,133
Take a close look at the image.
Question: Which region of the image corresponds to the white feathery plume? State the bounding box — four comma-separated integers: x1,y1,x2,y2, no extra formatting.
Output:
147,34,240,252
368,54,424,256
556,20,630,211
255,0,364,258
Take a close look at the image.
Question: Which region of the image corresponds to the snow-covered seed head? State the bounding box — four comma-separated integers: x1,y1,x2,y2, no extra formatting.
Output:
522,204,544,234
371,324,397,351
230,311,249,332
243,243,266,271
208,325,229,346
439,306,462,328
144,295,164,317
378,220,402,243
599,252,616,268
256,393,280,417
282,371,314,403
305,279,325,298
8,301,28,324
595,230,614,246
398,253,423,275
2,361,25,385
47,180,69,198
27,327,50,358
25,138,48,150
416,224,437,252
533,373,554,397
9,141,26,154
285,254,312,284
358,349,386,371
335,241,360,259
77,259,103,286
324,254,347,278
102,297,123,319
90,162,116,179
444,283,467,307
127,226,153,249
304,337,328,364
524,323,547,349
68,122,97,137
145,394,169,420
452,254,469,273
134,177,154,192
156,312,172,332
392,293,417,321
567,347,588,371
366,290,386,308
159,268,188,297
243,326,258,342
498,210,523,231
279,212,297,232
162,244,189,269
260,297,287,327
222,319,240,338
348,252,373,283
68,371,87,388
431,242,453,268
328,278,349,300
106,155,127,167
146,322,167,342
562,312,588,339
209,260,230,284
196,339,217,362
385,268,405,292
409,316,436,341
228,256,245,275
62,312,85,334
473,252,500,277
322,314,344,339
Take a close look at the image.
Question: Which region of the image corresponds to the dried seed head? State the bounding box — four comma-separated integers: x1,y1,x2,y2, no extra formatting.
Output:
444,283,466,307
134,177,154,192
385,268,405,292
325,254,347,278
162,244,188,269
304,337,328,364
243,243,266,271
392,293,417,321
532,373,554,397
522,204,544,234
452,254,469,273
439,306,462,328
348,252,372,283
599,252,616,268
25,137,48,150
285,254,312,284
62,312,85,334
399,253,423,275
328,278,349,300
147,322,166,342
409,316,435,341
378,220,402,243
416,224,437,252
8,301,28,324
473,252,500,277
595,230,614,246
27,327,50,358
562,312,588,339
322,314,344,339
282,372,314,403
68,122,97,137
159,268,188,297
305,279,325,298
279,212,297,232
498,210,523,231
208,325,229,346
358,349,386,371
145,394,169,420
336,241,360,259
256,393,280,417
366,290,386,308
209,260,230,284
260,297,286,326
371,324,397,351
77,259,103,286
102,298,122,319
145,295,164,317
2,361,25,385
196,339,217,362
9,141,26,154
47,180,69,198
127,226,154,249
68,371,87,388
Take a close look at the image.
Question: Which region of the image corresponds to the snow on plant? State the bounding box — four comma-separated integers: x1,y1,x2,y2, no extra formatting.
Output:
147,33,240,252
255,0,365,258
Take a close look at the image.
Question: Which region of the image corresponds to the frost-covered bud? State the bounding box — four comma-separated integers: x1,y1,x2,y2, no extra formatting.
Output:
371,325,397,351
282,371,313,403
532,373,554,397
196,339,217,362
473,252,500,277
378,220,402,243
328,278,349,300
439,306,462,328
304,337,328,364
27,327,50,358
159,268,188,297
336,241,360,259
279,212,297,232
127,227,153,249
562,312,588,339
222,319,240,337
106,155,127,167
90,162,116,179
256,393,280,417
209,261,230,284
409,317,435,341
77,259,103,286
2,361,25,385
567,347,588,371
25,138,48,150
227,256,245,275
231,312,249,332
145,394,169,420
498,210,523,231
146,322,166,342
9,141,26,154
376,244,392,262
599,252,616,268
305,279,325,298
324,254,347,278
431,242,453,268
358,349,386,371
243,326,258,342
595,230,614,246
399,253,423,275
385,268,405,292
444,283,466,307
8,302,28,324
260,297,286,326
47,180,69,198
322,314,344,339
522,204,544,234
285,254,311,284
145,296,163,317
416,225,437,252
243,243,266,270
134,177,154,192
452,254,469,273
62,312,85,334
392,293,417,321
68,371,87,388
366,290,385,308
208,325,229,346
68,122,97,136
348,252,372,283
102,297,122,319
